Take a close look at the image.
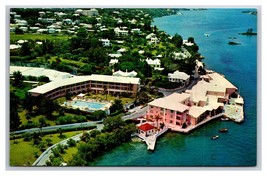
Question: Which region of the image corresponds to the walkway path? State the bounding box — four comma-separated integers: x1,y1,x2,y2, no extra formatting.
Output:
32,124,104,166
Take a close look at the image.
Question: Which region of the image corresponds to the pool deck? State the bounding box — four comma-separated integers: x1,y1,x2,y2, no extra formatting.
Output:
62,97,112,113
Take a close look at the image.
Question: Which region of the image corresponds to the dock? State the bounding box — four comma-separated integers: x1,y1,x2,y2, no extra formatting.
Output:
136,126,168,151
224,104,244,123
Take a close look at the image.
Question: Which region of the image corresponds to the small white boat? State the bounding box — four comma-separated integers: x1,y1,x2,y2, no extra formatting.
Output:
211,135,219,140
219,128,228,132
221,117,230,121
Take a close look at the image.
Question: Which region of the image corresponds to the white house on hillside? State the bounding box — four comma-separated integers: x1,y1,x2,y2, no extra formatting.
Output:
146,58,164,71
109,59,119,66
168,70,190,85
100,39,111,47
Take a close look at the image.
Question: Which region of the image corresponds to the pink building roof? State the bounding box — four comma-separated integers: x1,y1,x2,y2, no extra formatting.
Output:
148,93,190,112
138,123,154,132
188,106,207,118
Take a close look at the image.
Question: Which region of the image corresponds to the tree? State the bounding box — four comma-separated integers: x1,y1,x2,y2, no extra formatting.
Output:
76,27,88,38
26,114,31,122
38,141,46,152
57,128,64,139
103,85,108,100
10,92,21,131
15,27,23,34
38,97,58,118
20,42,31,56
38,117,47,136
80,132,90,142
45,138,53,146
67,138,77,147
21,133,32,142
137,91,149,104
38,76,50,83
154,114,162,129
87,110,106,121
103,115,125,132
172,33,183,48
23,93,35,114
141,61,152,78
12,71,23,87
188,37,195,43
109,99,123,114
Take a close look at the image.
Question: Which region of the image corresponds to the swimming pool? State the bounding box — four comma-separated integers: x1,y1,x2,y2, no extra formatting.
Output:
71,100,106,109
64,100,111,114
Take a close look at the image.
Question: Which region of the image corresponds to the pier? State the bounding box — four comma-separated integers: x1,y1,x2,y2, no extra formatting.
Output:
136,126,168,151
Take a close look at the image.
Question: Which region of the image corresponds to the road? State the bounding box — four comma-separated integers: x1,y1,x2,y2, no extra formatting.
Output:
12,121,102,135
159,77,199,96
33,124,104,166
122,106,148,121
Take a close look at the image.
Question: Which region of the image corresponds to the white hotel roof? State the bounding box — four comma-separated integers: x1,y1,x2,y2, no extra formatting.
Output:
90,74,140,84
28,76,91,94
10,66,74,81
28,74,140,94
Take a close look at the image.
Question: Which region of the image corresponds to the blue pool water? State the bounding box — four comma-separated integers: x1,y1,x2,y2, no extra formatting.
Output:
90,9,257,166
70,100,106,110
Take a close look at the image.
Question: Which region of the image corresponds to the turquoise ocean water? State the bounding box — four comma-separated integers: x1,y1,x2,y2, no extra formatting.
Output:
91,9,257,166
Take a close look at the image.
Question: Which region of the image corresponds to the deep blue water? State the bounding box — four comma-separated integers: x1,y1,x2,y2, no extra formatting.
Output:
91,9,257,166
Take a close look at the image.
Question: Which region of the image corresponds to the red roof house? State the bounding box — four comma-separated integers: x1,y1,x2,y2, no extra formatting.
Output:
138,123,155,132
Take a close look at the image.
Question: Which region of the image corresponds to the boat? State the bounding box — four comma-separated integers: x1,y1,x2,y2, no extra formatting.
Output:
204,33,210,37
211,135,219,140
221,117,230,121
219,128,228,132
228,41,241,45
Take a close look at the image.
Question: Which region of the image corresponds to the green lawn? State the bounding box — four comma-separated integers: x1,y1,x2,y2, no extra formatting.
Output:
62,146,78,163
9,138,41,166
10,82,33,99
19,110,57,127
10,130,84,166
10,33,71,42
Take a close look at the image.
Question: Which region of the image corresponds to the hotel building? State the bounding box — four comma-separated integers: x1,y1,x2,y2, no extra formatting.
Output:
145,71,238,131
28,74,140,99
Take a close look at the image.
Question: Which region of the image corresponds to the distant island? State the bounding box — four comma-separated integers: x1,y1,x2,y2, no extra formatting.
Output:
239,28,257,35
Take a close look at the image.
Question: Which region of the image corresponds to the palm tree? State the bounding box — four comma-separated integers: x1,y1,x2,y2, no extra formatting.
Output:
57,128,63,139
155,114,162,130
103,85,108,100
45,138,53,146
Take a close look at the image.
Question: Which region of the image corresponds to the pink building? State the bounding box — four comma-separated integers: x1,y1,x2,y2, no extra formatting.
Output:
145,71,238,131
